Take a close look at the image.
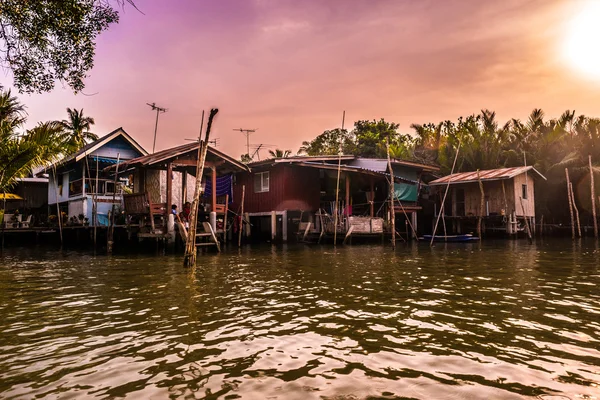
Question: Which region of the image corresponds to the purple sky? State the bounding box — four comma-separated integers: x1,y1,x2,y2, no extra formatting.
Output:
2,0,599,159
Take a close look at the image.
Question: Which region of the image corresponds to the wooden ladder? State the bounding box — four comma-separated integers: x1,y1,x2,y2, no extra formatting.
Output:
196,222,221,252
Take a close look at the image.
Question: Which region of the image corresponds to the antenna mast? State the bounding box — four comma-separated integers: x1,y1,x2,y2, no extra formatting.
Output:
233,128,256,156
147,102,167,153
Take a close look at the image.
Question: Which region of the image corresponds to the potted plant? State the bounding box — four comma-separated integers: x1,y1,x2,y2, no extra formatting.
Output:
83,217,89,226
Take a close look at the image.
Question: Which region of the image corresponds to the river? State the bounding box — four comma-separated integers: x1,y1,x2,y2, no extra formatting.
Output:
0,240,599,399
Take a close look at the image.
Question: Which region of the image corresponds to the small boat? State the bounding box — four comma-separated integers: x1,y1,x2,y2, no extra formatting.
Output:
421,234,480,242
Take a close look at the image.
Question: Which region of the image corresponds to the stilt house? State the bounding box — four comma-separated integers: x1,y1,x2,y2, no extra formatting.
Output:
428,166,547,235
43,128,147,225
231,156,438,242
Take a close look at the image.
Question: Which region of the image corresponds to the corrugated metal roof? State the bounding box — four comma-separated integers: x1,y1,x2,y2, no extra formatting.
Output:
347,159,388,172
113,143,249,172
296,161,418,185
429,166,547,186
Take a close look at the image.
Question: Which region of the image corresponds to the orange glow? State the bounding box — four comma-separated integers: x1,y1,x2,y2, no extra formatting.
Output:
563,1,600,81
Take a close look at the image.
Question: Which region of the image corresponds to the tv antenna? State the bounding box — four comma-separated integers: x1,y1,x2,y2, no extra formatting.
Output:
233,128,257,156
147,102,167,153
185,138,219,147
251,144,264,160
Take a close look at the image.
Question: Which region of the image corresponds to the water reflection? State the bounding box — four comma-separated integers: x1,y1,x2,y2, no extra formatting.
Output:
0,240,599,399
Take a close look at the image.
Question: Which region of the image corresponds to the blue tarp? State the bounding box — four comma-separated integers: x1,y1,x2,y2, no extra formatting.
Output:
203,174,233,203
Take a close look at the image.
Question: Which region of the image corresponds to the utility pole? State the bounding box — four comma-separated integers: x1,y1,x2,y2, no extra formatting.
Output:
233,128,256,157
147,102,167,153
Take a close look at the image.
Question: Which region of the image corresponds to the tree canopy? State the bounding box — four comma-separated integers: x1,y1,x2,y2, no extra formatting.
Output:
0,1,134,93
298,119,413,159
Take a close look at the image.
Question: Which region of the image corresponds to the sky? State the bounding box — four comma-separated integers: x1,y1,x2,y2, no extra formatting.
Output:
2,0,600,159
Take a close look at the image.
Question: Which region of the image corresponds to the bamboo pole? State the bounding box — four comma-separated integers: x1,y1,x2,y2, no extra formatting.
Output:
477,169,484,239
386,136,396,248
590,155,598,238
566,168,575,240
238,185,245,247
184,109,218,267
107,153,121,253
333,111,345,246
570,182,582,237
431,141,461,246
520,197,533,244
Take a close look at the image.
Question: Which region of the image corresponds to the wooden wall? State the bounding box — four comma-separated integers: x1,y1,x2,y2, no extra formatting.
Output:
449,175,536,217
512,173,535,217
232,165,320,213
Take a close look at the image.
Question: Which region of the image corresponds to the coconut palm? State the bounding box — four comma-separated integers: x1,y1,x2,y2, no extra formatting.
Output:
0,90,68,191
268,149,292,158
59,108,98,153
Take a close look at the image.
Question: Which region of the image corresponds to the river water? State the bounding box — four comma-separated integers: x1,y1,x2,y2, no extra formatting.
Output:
0,240,599,399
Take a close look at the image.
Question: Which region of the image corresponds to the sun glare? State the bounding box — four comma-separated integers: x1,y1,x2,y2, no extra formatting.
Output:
563,1,600,80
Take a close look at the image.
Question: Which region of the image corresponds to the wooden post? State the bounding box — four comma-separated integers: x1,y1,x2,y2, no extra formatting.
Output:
345,174,350,230
182,172,188,204
589,155,598,238
570,182,582,238
211,166,217,214
520,197,533,243
477,170,484,239
238,185,245,247
386,137,396,248
271,210,277,241
184,109,217,268
369,178,374,217
107,153,121,253
166,162,173,211
540,214,544,237
566,168,575,240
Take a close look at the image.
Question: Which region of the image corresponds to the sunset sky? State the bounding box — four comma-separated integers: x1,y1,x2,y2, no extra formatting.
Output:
2,0,600,159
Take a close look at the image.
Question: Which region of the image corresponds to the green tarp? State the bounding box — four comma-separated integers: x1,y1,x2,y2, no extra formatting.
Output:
393,182,418,202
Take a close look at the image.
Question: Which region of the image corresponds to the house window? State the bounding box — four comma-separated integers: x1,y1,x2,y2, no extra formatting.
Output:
522,184,528,200
254,171,270,193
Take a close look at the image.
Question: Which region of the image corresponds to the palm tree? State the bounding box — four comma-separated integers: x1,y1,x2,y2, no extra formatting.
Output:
0,90,68,191
59,108,98,153
268,149,292,158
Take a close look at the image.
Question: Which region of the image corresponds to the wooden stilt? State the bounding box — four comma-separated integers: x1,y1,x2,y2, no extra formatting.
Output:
566,168,575,240
520,197,533,244
590,155,598,238
540,214,544,237
184,109,218,267
107,153,121,253
570,182,581,238
238,185,245,247
477,169,484,239
386,137,396,249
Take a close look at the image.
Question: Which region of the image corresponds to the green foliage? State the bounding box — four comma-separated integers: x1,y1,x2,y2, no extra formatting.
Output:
58,107,98,153
0,1,133,93
298,119,414,158
0,89,78,191
298,128,351,156
240,154,252,163
268,149,291,158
